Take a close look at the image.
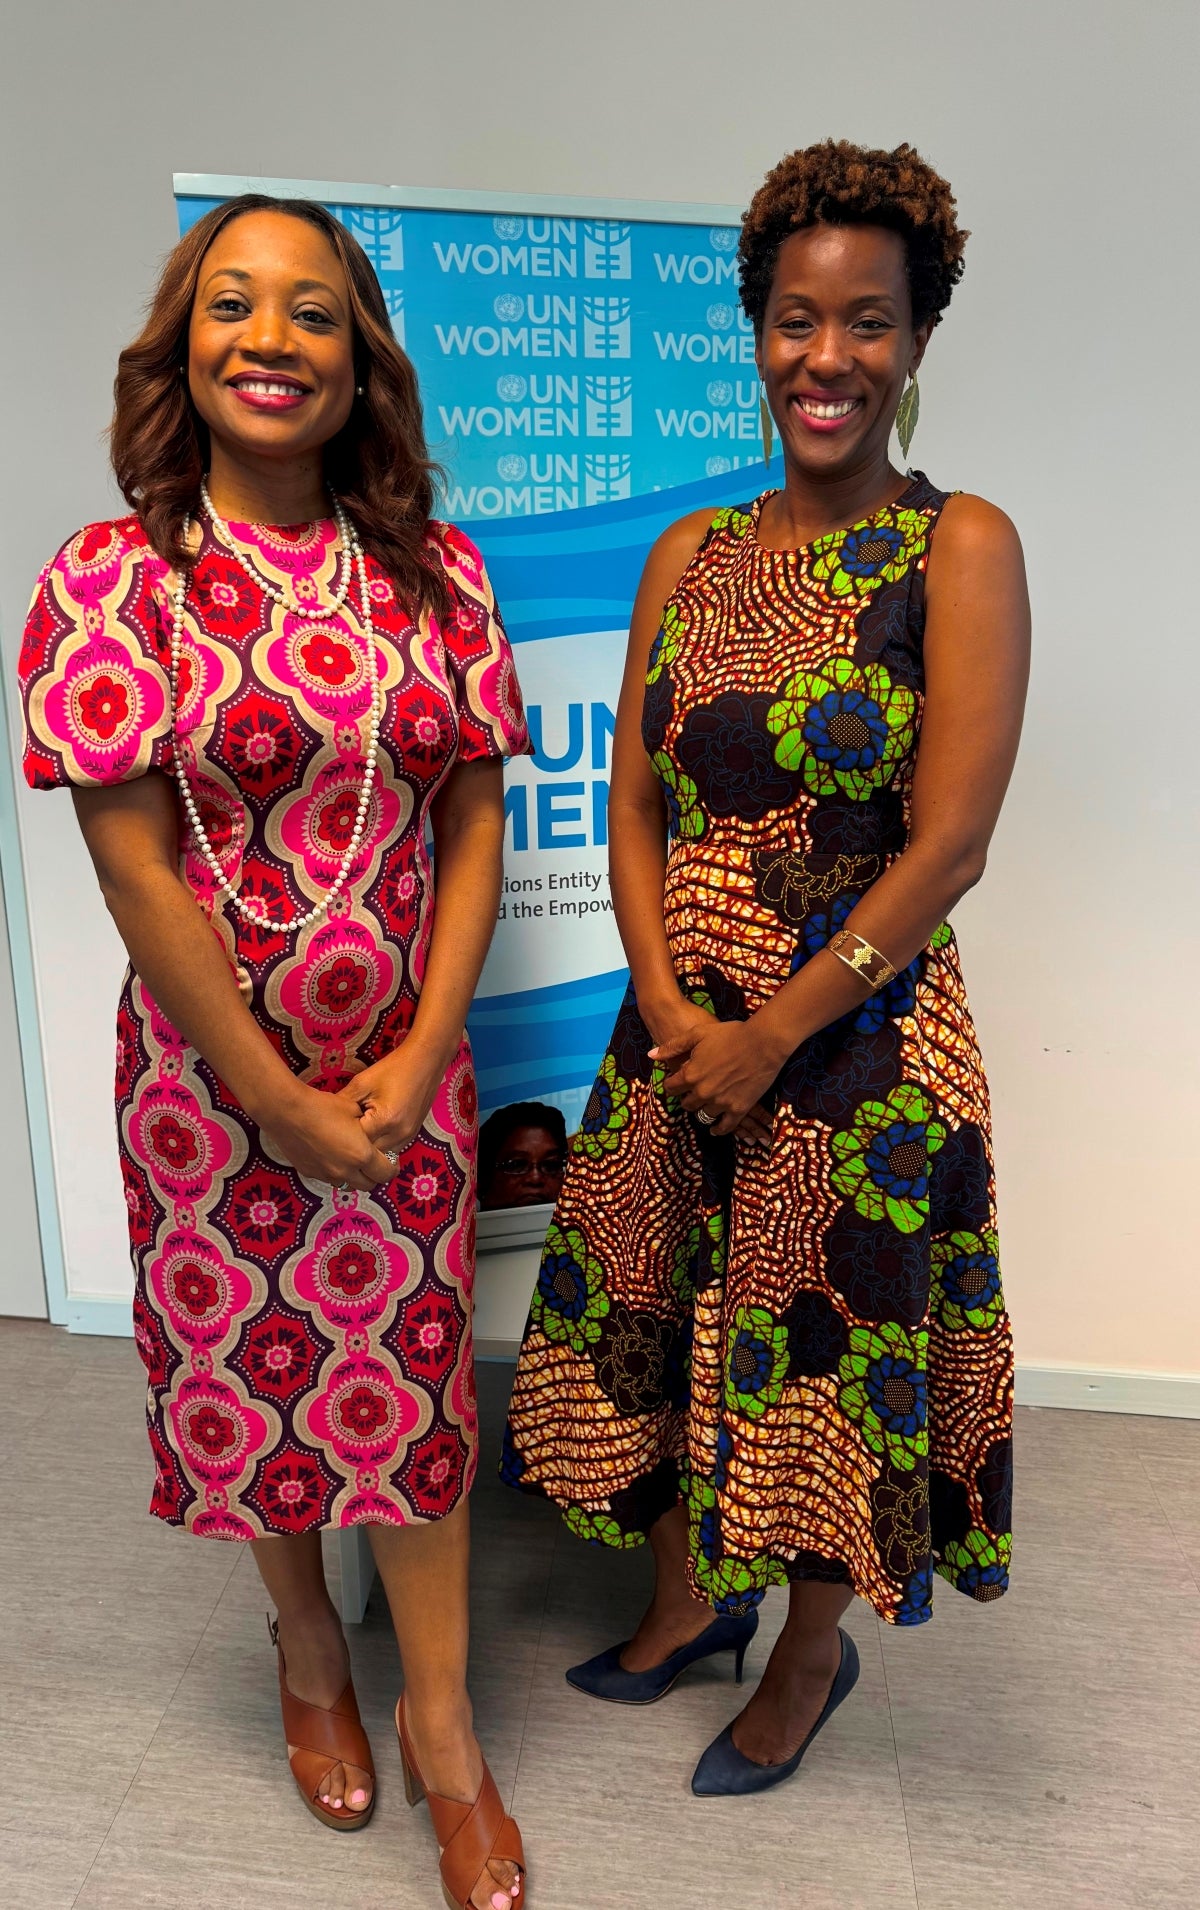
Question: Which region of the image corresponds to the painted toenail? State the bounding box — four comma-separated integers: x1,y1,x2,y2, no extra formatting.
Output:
350,1789,366,1804
492,1895,509,1910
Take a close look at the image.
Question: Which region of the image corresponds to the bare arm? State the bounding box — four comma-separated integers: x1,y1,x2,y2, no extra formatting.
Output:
72,772,393,1188
342,756,506,1152
660,495,1032,1132
608,508,721,1048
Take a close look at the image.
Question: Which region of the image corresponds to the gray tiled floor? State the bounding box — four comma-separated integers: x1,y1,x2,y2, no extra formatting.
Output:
1,1319,1197,1909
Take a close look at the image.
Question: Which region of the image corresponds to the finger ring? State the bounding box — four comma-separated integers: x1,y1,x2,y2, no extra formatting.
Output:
336,1179,352,1192
383,1149,398,1166
696,1109,715,1127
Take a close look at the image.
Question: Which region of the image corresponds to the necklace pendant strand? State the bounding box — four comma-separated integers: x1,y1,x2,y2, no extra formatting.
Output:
170,495,382,933
199,478,353,619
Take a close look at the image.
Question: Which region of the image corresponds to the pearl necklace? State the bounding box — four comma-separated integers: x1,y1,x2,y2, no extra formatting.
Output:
169,497,382,932
199,478,352,618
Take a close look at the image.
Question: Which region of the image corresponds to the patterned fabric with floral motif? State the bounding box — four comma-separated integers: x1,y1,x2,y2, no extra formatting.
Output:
505,476,1014,1625
20,512,529,1537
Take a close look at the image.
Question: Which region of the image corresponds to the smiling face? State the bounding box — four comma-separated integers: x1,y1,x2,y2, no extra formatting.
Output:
757,223,932,481
186,208,357,481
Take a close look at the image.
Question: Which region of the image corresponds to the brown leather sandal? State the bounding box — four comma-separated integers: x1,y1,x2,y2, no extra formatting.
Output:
396,1694,526,1909
269,1617,376,1832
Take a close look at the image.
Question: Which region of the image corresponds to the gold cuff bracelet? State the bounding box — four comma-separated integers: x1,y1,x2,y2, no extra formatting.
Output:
828,928,897,989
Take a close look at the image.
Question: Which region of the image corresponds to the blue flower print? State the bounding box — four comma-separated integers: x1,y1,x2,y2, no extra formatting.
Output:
959,1559,1009,1598
723,1306,789,1420
864,1351,928,1439
933,1229,1005,1331
528,1223,609,1354
536,1250,586,1326
942,1245,1001,1314
838,523,909,582
806,688,890,780
864,1119,932,1207
810,509,928,600
896,1557,934,1625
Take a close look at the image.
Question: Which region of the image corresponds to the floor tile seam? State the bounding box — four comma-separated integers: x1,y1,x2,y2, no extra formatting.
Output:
68,1539,244,1906
1132,1449,1200,1595
874,1613,922,1909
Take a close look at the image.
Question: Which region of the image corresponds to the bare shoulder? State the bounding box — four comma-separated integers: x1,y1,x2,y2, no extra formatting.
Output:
930,492,1025,572
924,492,1031,679
637,506,723,610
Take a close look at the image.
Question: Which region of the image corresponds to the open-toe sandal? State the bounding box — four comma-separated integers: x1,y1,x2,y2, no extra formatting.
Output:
270,1617,376,1832
396,1694,526,1909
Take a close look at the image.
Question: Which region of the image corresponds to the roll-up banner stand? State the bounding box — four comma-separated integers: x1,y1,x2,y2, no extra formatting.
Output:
175,177,781,1140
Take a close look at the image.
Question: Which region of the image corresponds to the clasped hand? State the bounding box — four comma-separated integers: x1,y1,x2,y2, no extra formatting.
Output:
261,1044,441,1190
650,1015,779,1143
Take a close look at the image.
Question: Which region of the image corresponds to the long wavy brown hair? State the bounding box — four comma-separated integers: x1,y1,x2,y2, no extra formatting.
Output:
110,194,449,616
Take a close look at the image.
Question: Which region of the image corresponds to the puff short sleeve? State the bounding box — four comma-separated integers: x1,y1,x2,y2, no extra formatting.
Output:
433,523,532,763
19,517,174,791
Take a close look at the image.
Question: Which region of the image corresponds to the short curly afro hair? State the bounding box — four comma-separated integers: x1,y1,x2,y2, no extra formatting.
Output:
739,139,967,335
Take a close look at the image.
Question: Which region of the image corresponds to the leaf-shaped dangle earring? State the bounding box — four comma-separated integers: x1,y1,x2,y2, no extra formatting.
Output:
760,383,774,465
895,373,920,464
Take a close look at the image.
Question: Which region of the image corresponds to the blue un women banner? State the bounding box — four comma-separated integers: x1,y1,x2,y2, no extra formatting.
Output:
175,177,781,1129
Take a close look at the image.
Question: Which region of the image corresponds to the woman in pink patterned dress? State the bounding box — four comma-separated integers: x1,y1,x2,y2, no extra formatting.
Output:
19,197,528,1910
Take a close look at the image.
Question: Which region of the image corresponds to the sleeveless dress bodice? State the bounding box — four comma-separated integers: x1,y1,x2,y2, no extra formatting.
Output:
506,476,1014,1627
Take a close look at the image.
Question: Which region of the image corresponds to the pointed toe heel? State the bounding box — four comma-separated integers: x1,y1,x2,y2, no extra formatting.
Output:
691,1627,860,1798
566,1608,759,1706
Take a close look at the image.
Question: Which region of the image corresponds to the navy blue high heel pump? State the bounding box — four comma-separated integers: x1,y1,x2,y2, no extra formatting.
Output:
691,1626,860,1796
566,1608,759,1705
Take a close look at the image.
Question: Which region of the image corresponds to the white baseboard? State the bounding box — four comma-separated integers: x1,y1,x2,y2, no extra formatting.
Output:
1013,1362,1200,1418
41,1299,1200,1421
64,1296,139,1337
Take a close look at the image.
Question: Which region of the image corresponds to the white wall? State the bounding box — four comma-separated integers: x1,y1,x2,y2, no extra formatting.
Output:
2,1,1197,1377
0,854,45,1316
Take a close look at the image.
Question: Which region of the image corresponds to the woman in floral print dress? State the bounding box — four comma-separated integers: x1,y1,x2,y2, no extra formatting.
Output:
506,141,1030,1799
20,197,528,1910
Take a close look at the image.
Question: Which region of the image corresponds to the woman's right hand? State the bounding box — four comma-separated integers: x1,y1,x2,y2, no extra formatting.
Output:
260,1083,397,1190
644,998,774,1146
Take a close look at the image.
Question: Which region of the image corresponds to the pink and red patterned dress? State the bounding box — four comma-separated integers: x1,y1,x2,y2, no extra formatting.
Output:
20,512,529,1538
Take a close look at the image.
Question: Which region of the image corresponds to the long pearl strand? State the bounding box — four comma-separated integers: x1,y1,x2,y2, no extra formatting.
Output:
199,478,353,618
169,498,382,933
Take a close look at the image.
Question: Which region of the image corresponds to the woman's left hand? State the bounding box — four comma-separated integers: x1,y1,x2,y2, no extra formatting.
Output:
651,1020,782,1140
336,1042,445,1160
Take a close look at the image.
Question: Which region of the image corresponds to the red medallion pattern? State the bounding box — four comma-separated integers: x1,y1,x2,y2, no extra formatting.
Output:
20,513,529,1536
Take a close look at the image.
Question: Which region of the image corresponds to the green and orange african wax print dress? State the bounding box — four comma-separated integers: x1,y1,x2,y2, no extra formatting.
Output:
504,475,1014,1626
